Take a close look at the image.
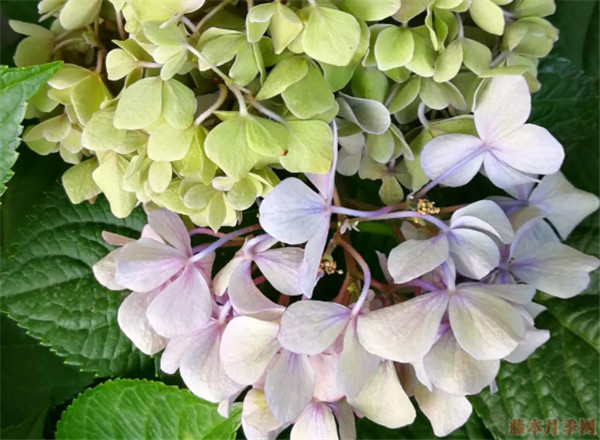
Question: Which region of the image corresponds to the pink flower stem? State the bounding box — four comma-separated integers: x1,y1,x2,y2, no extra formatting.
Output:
405,279,438,292
189,227,228,238
331,207,449,232
336,239,371,316
190,224,261,263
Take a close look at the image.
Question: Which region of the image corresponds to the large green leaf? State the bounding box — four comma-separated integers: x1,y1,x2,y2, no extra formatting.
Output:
0,183,152,377
0,61,62,197
1,315,95,439
55,379,242,440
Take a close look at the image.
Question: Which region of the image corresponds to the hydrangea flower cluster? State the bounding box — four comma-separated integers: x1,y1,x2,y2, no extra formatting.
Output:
14,0,559,231
93,73,598,438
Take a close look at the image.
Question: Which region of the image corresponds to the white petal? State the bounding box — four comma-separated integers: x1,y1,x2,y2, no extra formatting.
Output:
414,384,472,437
450,200,514,244
511,243,600,298
491,124,564,175
504,326,549,363
255,247,304,296
529,172,599,239
310,353,343,402
448,229,500,280
220,316,280,385
93,249,124,290
420,134,484,187
291,403,338,440
265,351,315,423
449,287,526,360
147,209,192,255
259,178,330,245
279,301,351,355
299,221,330,297
483,153,539,189
423,329,499,395
115,238,187,292
338,319,380,399
228,261,285,320
146,265,213,338
511,216,559,258
348,361,416,429
387,236,450,284
459,282,535,305
357,292,448,362
117,290,167,355
475,75,530,142
180,323,244,403
243,389,282,434
160,333,196,374
102,231,134,246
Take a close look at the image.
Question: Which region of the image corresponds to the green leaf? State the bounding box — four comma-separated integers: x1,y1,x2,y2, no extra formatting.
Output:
0,61,62,197
0,183,152,376
1,315,94,439
55,379,242,440
302,5,361,67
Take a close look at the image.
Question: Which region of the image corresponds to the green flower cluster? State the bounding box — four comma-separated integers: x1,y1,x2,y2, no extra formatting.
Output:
12,0,557,230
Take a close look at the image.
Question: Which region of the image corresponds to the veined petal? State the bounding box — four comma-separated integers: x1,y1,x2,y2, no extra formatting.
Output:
459,282,536,305
449,287,526,360
423,329,499,395
474,75,530,143
278,301,351,355
483,153,539,189
504,326,550,363
180,323,244,403
491,124,564,175
117,290,167,355
348,361,416,429
229,261,285,320
147,209,192,255
265,351,315,423
115,238,187,292
255,247,304,296
338,318,380,399
450,200,514,244
146,264,213,338
387,236,450,284
414,384,472,437
420,134,484,187
310,353,343,402
220,316,280,385
291,402,338,440
259,178,330,245
357,292,448,362
511,243,600,298
300,221,330,297
160,333,196,374
448,229,500,280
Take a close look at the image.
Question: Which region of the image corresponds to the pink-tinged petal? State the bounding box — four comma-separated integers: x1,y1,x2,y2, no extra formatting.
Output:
265,351,315,423
255,247,304,296
243,388,282,434
451,200,514,244
448,229,500,280
331,400,356,440
337,318,380,399
220,316,280,385
348,361,416,429
278,301,351,355
388,237,449,284
259,178,330,245
300,221,330,297
414,384,472,437
179,323,244,403
423,329,499,395
115,238,187,292
102,231,134,246
229,261,285,320
357,292,448,362
147,209,192,255
213,255,244,296
117,290,167,355
459,282,535,305
511,243,600,298
483,153,539,189
529,172,600,239
141,224,164,242
146,265,213,338
310,353,343,402
194,250,215,280
449,287,526,360
491,124,564,175
420,134,484,187
93,249,123,290
291,402,338,440
160,333,196,374
474,75,530,142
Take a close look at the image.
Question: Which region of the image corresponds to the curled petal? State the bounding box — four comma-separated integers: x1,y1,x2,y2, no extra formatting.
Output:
117,290,167,355
229,261,285,320
255,247,304,296
147,209,192,255
299,221,330,297
93,249,123,290
450,200,514,244
414,384,472,437
448,229,500,280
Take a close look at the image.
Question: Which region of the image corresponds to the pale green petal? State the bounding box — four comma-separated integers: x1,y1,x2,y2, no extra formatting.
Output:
345,0,401,21
337,93,391,134
106,49,138,81
59,0,102,30
393,0,429,22
245,116,286,157
366,130,395,164
270,2,304,54
375,26,414,71
230,42,259,87
62,158,102,204
280,120,333,174
162,79,197,129
148,123,194,161
40,114,71,143
82,111,127,151
148,160,173,193
71,74,110,125
227,176,261,210
379,175,404,205
246,3,274,43
183,183,215,209
462,38,492,75
114,77,163,130
406,31,436,77
469,0,505,35
433,39,463,83
14,36,53,67
351,66,389,102
282,63,336,119
92,153,137,218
